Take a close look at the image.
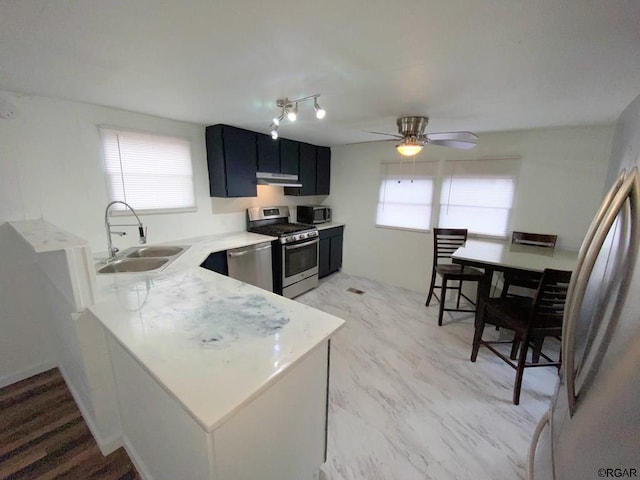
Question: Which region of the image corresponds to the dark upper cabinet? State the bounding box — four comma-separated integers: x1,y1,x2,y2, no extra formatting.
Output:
316,146,331,195
206,125,257,197
256,133,280,173
298,143,317,196
280,138,299,176
284,143,331,196
205,124,330,197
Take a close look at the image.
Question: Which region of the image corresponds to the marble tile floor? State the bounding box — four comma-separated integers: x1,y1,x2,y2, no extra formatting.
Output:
296,272,560,480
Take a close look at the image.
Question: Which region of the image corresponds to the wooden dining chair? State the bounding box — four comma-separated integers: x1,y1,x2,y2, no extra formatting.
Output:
425,228,484,326
470,268,571,405
501,231,558,298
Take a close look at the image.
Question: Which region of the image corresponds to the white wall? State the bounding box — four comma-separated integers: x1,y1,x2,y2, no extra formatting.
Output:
0,223,57,387
0,89,326,391
327,125,614,293
0,90,326,256
606,93,640,186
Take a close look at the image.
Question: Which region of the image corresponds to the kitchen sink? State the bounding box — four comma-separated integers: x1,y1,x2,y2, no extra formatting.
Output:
96,245,189,274
97,257,169,274
125,245,186,258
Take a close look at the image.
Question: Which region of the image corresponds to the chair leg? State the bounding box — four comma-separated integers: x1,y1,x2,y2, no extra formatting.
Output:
438,277,447,326
501,277,510,299
510,334,520,360
513,332,530,405
456,280,463,309
470,305,486,362
425,268,437,306
532,337,544,363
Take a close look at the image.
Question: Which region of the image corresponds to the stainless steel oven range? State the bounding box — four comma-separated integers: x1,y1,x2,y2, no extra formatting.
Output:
247,206,319,298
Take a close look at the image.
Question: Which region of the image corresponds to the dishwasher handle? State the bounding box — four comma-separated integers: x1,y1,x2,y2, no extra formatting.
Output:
227,244,272,257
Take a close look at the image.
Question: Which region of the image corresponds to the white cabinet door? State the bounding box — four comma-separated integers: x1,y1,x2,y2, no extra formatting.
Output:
213,341,329,480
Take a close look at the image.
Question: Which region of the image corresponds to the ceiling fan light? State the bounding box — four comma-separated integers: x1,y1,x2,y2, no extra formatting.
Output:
396,142,423,156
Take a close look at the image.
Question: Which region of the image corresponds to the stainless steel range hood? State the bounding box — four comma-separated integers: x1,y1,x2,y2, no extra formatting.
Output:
256,172,302,187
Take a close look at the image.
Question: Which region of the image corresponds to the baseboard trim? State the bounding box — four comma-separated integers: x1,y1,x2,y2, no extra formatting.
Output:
122,436,154,480
0,360,57,389
58,366,123,456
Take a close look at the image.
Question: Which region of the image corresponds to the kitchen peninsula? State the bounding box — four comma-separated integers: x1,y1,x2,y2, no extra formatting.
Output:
8,220,345,480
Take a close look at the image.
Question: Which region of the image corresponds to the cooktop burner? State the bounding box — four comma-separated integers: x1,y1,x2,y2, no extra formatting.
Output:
250,223,315,237
249,224,318,245
247,206,319,244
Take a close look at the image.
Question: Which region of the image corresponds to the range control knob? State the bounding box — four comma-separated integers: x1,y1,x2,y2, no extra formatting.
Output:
299,233,307,239
286,236,294,243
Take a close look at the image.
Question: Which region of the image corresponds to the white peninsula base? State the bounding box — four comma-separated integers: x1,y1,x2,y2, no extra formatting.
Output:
108,336,330,480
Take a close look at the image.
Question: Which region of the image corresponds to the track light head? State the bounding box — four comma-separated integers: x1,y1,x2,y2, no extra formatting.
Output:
270,124,279,139
287,103,298,122
314,98,326,119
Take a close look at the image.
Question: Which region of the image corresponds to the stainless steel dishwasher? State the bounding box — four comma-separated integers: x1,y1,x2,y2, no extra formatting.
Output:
226,241,273,292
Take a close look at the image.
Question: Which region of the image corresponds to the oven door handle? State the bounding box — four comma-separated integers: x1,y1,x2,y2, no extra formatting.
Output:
284,239,319,250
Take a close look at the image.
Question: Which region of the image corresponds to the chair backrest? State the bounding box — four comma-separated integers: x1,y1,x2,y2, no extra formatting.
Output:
530,269,572,328
512,231,558,249
433,228,468,265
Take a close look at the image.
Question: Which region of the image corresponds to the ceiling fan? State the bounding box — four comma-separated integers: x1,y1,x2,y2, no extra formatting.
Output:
369,116,478,156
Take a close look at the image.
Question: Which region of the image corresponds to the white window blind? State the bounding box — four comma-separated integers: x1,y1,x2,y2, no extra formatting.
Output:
100,127,195,213
438,158,519,237
376,161,437,231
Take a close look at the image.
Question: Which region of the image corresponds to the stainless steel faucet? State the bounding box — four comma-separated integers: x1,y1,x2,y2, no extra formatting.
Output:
104,200,147,259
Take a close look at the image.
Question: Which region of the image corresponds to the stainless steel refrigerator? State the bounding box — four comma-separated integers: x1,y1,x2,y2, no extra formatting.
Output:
528,95,640,479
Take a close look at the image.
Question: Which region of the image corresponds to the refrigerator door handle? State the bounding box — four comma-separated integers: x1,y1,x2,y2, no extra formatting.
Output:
563,169,626,325
563,167,639,415
527,410,550,480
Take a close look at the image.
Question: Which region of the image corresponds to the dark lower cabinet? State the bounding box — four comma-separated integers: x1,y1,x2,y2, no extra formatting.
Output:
318,226,344,278
200,251,228,276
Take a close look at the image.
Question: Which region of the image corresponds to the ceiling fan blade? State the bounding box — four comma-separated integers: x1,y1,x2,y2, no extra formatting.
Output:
367,131,403,139
425,131,478,149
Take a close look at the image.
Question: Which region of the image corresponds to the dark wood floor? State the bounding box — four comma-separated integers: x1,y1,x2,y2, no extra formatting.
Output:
0,368,141,480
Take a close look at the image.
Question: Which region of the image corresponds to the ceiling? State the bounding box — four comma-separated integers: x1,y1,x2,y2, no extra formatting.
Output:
1,0,640,146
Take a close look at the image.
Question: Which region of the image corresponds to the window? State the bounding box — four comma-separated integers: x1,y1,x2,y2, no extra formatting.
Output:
374,157,520,237
376,161,437,231
100,127,195,213
438,158,519,237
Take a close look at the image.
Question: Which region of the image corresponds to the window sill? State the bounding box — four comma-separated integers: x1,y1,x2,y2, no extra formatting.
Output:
375,224,430,234
108,206,198,216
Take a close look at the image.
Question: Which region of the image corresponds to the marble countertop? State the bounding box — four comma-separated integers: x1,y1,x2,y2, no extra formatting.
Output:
90,230,345,432
315,222,345,231
10,219,88,252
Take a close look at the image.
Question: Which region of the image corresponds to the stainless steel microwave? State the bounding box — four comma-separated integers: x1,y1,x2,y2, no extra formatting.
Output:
297,205,332,224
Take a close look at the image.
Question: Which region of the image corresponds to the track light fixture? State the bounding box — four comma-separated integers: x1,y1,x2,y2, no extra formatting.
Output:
271,94,325,138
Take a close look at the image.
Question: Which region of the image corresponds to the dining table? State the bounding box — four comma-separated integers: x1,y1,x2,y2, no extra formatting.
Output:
451,239,579,302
